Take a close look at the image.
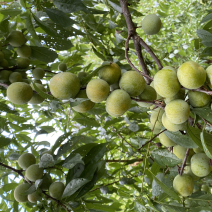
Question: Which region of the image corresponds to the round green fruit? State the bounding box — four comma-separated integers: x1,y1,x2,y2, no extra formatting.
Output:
141,14,162,35
49,182,65,199
28,83,45,105
193,147,204,154
25,164,43,182
150,81,163,100
14,183,31,202
18,153,36,169
162,66,177,73
0,59,9,68
206,65,212,89
7,31,26,47
32,68,45,80
28,191,41,203
0,70,12,82
159,132,176,147
58,63,67,72
0,51,4,62
165,89,185,104
98,63,121,85
16,57,30,69
188,90,211,108
173,145,187,160
177,61,206,89
9,72,22,83
77,71,87,82
119,71,146,96
201,184,210,192
17,45,31,58
7,82,33,104
184,165,199,181
49,72,80,100
40,173,52,190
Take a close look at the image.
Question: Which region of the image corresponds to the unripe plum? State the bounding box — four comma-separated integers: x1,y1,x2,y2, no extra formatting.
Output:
150,108,164,133
40,173,52,190
7,31,26,47
106,89,131,117
0,59,9,68
0,70,12,82
28,83,45,105
173,145,187,160
28,191,41,203
150,81,163,100
184,165,199,181
18,71,27,79
201,184,210,192
154,68,180,98
17,45,31,58
58,63,67,72
119,71,146,96
173,174,194,197
191,153,211,177
77,71,87,82
177,61,206,89
25,164,43,182
188,90,211,108
16,57,30,69
162,66,177,73
165,89,185,104
86,79,110,103
165,99,190,124
18,153,36,169
14,183,31,202
193,147,204,154
141,14,162,35
7,82,33,104
206,65,212,88
9,72,22,83
98,63,121,85
49,182,65,199
32,68,45,80
159,132,176,147
50,72,80,100
0,51,4,62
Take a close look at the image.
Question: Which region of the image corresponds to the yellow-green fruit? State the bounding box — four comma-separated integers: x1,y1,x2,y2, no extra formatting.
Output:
58,63,67,72
184,166,199,181
7,31,26,47
162,113,187,132
165,89,185,104
137,85,157,107
7,82,33,104
14,183,31,202
49,182,65,199
188,91,211,108
50,72,80,100
173,145,187,160
165,99,190,124
29,83,45,105
86,79,110,103
0,59,9,68
18,71,27,79
150,108,164,134
77,71,87,82
0,51,4,62
154,68,180,98
0,70,12,82
162,66,177,73
98,63,121,85
40,173,52,190
159,132,176,147
206,65,212,88
17,45,31,58
201,184,210,192
28,191,41,203
191,153,211,177
150,81,163,100
18,153,36,169
193,147,204,153
32,68,45,80
16,57,30,69
106,89,131,117
25,164,43,182
177,61,206,89
173,174,194,197
72,90,95,113
141,14,162,35
9,72,22,83
110,82,120,91
119,71,146,96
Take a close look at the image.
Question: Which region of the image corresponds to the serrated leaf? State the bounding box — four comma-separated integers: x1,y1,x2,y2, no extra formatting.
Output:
92,46,106,61
200,130,212,159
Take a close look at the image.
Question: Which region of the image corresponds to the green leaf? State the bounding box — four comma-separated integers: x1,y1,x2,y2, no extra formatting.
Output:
70,98,89,107
108,1,122,13
2,183,18,192
201,13,212,24
8,153,20,161
192,107,212,123
0,102,17,114
151,149,181,168
0,137,12,148
73,114,100,127
0,16,9,33
63,153,84,169
92,46,106,61
0,9,22,17
187,124,203,149
200,130,212,159
197,29,212,42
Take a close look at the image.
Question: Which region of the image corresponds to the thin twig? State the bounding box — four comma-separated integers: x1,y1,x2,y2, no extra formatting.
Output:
131,97,165,109
180,149,190,176
182,86,212,95
0,162,24,178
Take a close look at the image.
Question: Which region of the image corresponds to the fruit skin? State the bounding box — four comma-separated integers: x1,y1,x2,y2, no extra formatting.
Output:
150,108,164,134
184,165,199,181
173,174,194,197
32,68,45,80
188,91,211,108
14,183,31,202
0,70,12,82
98,63,121,85
165,99,190,124
162,66,177,73
72,90,95,113
165,89,185,104
58,63,67,72
0,59,9,68
50,72,80,100
106,89,131,117
28,191,41,203
86,79,110,103
137,85,157,107
159,132,176,147
29,83,45,105
49,182,65,199
7,82,33,104
119,71,146,97
18,153,36,169
177,61,206,89
193,147,204,153
7,31,26,47
201,184,210,192
141,14,162,35
154,68,180,98
77,71,87,82
150,81,163,100
0,51,4,62
16,57,30,69
9,72,22,83
173,145,187,160
25,164,43,182
40,173,52,190
191,153,211,177
17,45,31,58
206,65,212,88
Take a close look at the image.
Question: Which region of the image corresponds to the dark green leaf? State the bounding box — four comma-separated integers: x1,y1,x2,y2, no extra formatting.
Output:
187,124,203,149
200,130,212,159
201,13,212,24
192,107,212,123
63,153,84,169
197,29,212,42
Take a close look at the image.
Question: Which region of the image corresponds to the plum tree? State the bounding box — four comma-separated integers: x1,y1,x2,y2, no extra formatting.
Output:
173,174,194,196
98,63,121,85
29,83,46,104
86,79,110,103
106,89,131,117
49,72,80,100
77,71,87,82
0,70,12,82
25,164,43,182
7,31,26,47
18,153,36,169
119,71,146,96
173,145,187,160
28,191,41,203
58,63,67,72
188,90,211,107
165,99,190,124
165,89,185,104
14,183,31,202
32,68,45,80
72,90,95,113
184,166,199,181
49,182,65,199
177,61,206,89
9,72,22,83
159,132,176,147
7,82,33,104
153,68,180,98
191,153,211,177
16,57,30,69
40,173,52,190
17,45,31,58
141,14,162,35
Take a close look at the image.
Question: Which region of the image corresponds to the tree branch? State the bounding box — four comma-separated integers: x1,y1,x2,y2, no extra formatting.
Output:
179,149,190,176
0,162,24,178
131,97,165,109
